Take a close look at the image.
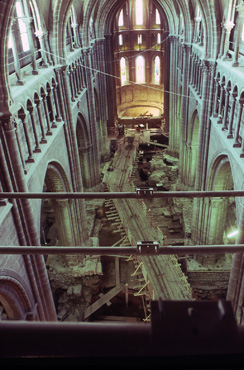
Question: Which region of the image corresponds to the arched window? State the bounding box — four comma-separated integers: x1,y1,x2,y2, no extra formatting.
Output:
136,0,143,26
118,9,124,26
8,0,43,81
156,9,161,25
120,57,127,86
157,33,161,44
154,56,160,84
136,55,145,83
119,34,123,46
16,0,30,52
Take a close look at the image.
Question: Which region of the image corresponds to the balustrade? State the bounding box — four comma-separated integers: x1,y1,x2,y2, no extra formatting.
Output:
227,92,237,138
233,98,244,147
18,110,34,163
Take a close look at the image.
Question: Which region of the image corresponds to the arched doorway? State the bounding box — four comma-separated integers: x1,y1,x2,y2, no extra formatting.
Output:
0,272,35,321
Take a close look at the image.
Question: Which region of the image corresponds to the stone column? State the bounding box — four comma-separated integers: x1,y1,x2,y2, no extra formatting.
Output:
179,43,191,183
227,202,244,321
10,20,24,85
22,17,38,75
217,82,225,124
47,86,57,128
35,30,48,68
233,98,244,147
28,107,41,153
68,67,76,102
222,86,231,130
42,91,52,135
213,76,220,117
232,4,244,67
227,91,237,138
52,82,62,122
18,110,34,163
83,48,101,186
35,98,47,143
222,22,235,60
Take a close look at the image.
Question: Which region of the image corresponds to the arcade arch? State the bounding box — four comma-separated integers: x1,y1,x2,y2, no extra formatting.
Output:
41,162,75,248
197,156,235,266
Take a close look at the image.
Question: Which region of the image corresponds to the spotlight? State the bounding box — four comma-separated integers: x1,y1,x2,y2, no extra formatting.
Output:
227,230,239,238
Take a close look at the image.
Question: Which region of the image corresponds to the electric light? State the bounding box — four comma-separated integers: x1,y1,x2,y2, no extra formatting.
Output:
227,230,239,238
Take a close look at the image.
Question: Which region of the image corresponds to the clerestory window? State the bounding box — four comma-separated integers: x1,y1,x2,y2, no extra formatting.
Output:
16,0,30,52
119,34,123,46
156,9,161,25
136,55,145,83
135,0,143,26
118,9,124,27
154,56,160,84
120,57,127,86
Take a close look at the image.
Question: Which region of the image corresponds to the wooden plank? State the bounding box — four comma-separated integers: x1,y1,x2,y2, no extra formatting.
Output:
84,285,123,320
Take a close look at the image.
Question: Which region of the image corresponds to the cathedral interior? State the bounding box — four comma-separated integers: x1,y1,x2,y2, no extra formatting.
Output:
1,0,244,365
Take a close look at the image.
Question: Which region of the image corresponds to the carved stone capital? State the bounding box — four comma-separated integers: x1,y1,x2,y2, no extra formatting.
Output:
0,115,15,131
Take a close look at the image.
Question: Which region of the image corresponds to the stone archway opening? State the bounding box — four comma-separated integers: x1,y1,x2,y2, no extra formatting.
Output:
186,156,235,301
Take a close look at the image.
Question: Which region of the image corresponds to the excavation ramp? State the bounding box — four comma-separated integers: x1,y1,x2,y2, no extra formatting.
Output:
103,134,192,300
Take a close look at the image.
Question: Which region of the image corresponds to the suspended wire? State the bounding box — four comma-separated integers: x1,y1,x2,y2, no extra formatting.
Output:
7,33,169,66
7,32,217,105
111,34,170,63
40,48,216,105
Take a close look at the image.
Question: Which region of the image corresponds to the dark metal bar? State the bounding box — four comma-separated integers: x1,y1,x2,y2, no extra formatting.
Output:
0,321,151,358
0,320,243,359
1,190,244,200
0,245,244,255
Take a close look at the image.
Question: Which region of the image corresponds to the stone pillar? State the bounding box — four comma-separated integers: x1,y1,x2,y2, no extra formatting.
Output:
22,17,38,75
217,82,225,124
179,43,191,182
227,202,244,321
47,86,57,128
192,62,216,245
232,4,244,67
10,21,24,85
28,107,41,153
213,76,220,117
35,98,47,144
68,67,76,102
35,30,48,68
227,91,237,138
83,48,101,186
18,110,34,163
222,22,235,60
52,82,62,122
233,98,244,147
168,36,177,155
42,91,52,135
222,86,231,130
78,145,92,189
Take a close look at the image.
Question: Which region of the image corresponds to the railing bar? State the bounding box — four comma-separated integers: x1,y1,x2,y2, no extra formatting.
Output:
1,190,244,200
0,245,244,255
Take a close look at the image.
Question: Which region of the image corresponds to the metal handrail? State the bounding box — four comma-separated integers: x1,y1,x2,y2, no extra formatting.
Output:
0,245,244,255
1,189,244,199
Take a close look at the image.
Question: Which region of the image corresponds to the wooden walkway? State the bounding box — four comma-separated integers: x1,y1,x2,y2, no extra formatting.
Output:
103,134,192,300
